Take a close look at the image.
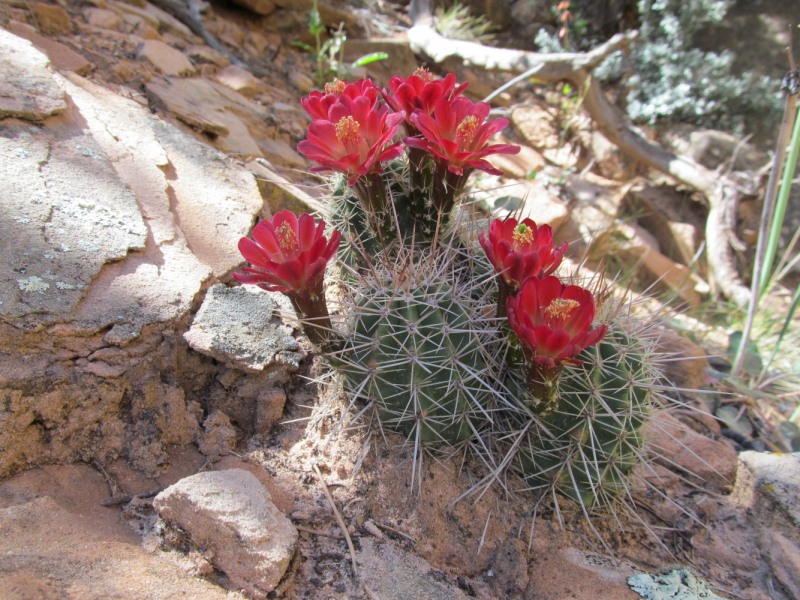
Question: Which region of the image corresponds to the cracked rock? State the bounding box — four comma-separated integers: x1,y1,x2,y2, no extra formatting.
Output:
154,469,298,598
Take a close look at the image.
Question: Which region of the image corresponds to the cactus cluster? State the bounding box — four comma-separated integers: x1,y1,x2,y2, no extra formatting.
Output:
232,71,669,518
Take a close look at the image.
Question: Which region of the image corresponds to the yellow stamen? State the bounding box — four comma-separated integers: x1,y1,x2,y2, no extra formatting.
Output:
512,223,534,247
546,298,580,320
324,78,346,96
456,116,479,143
413,67,432,83
334,116,361,145
276,223,297,250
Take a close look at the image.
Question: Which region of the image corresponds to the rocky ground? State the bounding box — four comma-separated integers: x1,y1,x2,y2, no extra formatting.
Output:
1,0,799,598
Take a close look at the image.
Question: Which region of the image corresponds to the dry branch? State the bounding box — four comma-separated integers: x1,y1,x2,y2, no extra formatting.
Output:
407,18,752,307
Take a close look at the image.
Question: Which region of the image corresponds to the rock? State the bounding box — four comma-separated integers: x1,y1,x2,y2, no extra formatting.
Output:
645,413,738,492
655,328,708,390
0,45,264,478
762,531,800,599
153,469,299,597
186,44,230,68
486,540,529,598
289,71,314,94
32,2,73,35
342,36,418,85
5,21,93,77
269,0,357,29
357,537,470,600
143,77,296,163
184,284,304,376
214,64,269,98
479,178,569,229
688,129,769,173
527,547,639,600
246,160,325,215
229,0,276,16
136,39,196,77
0,28,67,121
85,7,124,31
485,138,546,179
0,495,236,599
510,104,571,166
198,410,237,456
214,455,294,515
735,451,800,526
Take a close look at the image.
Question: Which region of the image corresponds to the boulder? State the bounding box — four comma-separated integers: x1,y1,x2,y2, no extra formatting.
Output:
136,39,196,76
32,2,73,35
153,469,299,597
0,32,266,478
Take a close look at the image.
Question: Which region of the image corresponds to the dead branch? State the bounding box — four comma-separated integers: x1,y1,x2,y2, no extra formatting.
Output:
407,19,751,307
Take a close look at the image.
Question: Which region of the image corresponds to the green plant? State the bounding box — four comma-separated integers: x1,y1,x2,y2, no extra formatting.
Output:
435,2,496,44
292,0,387,89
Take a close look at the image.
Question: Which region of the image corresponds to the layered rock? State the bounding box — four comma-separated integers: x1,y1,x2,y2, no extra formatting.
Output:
0,30,289,478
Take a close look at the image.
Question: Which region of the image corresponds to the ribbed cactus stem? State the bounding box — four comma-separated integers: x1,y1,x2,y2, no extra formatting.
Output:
525,362,562,415
288,288,332,346
353,171,387,213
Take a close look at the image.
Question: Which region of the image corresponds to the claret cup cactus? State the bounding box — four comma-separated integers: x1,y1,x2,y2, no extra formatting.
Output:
233,71,666,515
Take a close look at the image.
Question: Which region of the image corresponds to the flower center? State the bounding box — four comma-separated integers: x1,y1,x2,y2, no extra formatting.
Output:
276,223,297,250
512,223,534,247
335,116,361,145
545,298,580,320
413,67,433,83
456,116,479,144
324,78,346,96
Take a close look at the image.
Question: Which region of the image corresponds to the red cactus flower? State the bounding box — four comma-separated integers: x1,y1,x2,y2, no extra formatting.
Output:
405,97,519,177
234,211,340,294
479,218,567,291
506,276,606,368
234,211,340,346
301,78,380,122
298,89,405,187
383,69,468,135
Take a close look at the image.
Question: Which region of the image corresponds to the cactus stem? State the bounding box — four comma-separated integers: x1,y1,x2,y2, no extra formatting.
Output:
288,289,333,346
525,362,563,414
353,171,388,213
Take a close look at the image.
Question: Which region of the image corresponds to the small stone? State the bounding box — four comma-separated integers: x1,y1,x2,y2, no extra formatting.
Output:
153,469,299,597
214,64,268,99
256,386,286,434
85,7,124,31
136,39,196,77
32,2,73,35
763,531,800,599
140,26,165,41
289,72,314,94
185,45,230,68
198,410,237,456
736,451,800,526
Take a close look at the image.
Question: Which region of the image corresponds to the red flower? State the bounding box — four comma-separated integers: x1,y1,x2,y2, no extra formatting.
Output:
233,211,340,294
405,97,519,177
479,218,567,291
506,276,607,368
383,69,468,134
301,78,380,121
298,85,405,186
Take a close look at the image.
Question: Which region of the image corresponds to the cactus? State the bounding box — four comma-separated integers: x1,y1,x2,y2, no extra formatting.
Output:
513,320,659,510
332,247,497,445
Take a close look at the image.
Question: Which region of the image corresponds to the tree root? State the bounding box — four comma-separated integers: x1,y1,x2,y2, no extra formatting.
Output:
407,13,751,307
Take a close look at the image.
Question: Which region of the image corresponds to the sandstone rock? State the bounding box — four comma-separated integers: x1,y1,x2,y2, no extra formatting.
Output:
342,36,418,85
0,28,67,121
762,531,800,599
32,2,72,35
186,44,230,68
259,137,306,168
7,20,94,76
214,455,294,515
655,328,708,390
0,495,238,599
486,138,545,179
229,0,276,16
289,71,314,94
270,0,356,29
357,537,470,600
107,0,160,29
526,547,639,600
144,77,292,162
136,39,196,76
214,64,269,98
85,7,124,31
735,451,800,526
246,159,325,215
198,410,237,456
184,284,304,376
480,178,569,229
0,44,264,478
645,413,738,492
153,469,299,597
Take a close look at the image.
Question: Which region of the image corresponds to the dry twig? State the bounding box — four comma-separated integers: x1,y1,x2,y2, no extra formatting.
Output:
312,463,359,577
